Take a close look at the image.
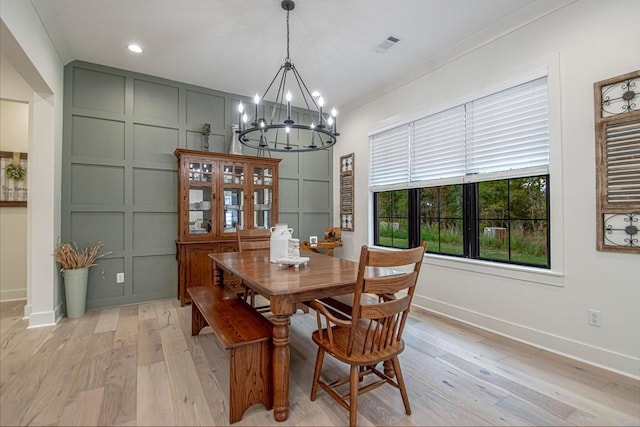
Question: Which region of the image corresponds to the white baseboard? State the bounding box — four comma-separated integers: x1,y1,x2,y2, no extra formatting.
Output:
27,309,57,328
54,302,63,323
0,288,27,302
412,294,640,380
23,303,32,319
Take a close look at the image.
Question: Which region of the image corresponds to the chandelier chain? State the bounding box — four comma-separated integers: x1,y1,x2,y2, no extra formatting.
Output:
286,9,290,60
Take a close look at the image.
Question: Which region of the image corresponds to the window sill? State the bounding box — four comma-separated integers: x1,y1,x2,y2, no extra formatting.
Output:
423,253,564,287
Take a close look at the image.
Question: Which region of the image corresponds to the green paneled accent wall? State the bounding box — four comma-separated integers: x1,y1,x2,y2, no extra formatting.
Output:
62,61,332,310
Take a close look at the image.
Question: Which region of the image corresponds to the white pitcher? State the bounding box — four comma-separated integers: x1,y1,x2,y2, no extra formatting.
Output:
270,224,293,263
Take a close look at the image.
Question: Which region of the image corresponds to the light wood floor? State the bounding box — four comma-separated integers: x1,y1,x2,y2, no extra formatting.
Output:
1,299,638,426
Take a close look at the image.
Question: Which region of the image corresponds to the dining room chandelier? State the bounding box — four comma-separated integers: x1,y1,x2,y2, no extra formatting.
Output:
236,0,338,153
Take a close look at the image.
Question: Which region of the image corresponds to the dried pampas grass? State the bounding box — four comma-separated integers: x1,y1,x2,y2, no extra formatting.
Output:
54,241,112,272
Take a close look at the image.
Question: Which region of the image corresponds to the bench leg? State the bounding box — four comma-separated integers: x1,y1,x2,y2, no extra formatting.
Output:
191,304,208,336
228,341,273,424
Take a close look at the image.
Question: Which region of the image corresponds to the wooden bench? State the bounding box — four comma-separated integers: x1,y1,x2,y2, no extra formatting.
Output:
188,286,273,424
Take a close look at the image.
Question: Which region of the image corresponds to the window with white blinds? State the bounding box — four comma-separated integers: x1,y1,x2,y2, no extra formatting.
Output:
369,124,410,188
370,76,549,190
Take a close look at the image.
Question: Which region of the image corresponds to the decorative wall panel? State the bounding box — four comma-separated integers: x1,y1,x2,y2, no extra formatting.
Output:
133,79,179,122
70,212,125,251
72,68,125,113
63,61,332,309
133,124,179,164
70,164,124,205
71,116,125,159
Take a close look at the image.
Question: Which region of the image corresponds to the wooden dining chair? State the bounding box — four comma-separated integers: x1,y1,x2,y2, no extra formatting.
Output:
236,228,271,307
236,228,309,314
309,242,426,427
237,228,271,252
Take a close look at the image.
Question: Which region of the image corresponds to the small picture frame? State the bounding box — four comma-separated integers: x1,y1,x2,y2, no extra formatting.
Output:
309,236,318,246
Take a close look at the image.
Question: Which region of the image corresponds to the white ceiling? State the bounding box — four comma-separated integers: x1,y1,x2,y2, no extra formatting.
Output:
30,0,572,113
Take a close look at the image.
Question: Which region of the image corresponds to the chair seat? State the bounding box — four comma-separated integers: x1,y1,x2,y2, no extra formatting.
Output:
312,323,405,366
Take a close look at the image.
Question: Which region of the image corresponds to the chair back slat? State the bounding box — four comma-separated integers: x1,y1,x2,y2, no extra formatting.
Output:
237,229,271,253
359,295,410,320
366,246,425,268
363,272,417,295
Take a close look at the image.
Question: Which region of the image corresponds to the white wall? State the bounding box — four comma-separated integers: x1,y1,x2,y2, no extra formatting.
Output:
336,0,640,378
1,1,64,326
0,56,32,303
0,98,29,301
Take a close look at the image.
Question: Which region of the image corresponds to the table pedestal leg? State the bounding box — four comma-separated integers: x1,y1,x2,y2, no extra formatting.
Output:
272,314,290,421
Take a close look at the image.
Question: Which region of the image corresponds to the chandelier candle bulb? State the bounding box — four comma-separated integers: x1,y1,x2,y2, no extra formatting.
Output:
331,108,337,133
318,96,324,126
254,94,260,125
238,102,244,130
310,122,316,147
286,91,292,121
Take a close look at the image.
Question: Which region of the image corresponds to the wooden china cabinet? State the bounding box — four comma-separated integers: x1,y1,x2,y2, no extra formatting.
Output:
174,149,281,305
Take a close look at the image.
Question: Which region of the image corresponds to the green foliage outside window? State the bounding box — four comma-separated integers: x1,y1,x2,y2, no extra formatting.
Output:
478,177,548,265
377,190,409,248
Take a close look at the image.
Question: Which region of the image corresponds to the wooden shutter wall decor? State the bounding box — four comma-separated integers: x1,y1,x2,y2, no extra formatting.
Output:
340,153,354,231
594,70,640,253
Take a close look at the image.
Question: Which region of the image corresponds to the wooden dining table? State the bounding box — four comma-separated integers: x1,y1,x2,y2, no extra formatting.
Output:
208,249,393,422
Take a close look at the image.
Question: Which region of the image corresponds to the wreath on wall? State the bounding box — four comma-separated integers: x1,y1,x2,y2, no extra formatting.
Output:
5,164,27,181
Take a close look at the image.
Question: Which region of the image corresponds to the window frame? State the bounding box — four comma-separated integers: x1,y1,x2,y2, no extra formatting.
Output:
368,64,565,285
374,174,550,269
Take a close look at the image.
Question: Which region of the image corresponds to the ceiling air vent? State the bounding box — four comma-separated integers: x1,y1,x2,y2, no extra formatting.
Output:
374,34,401,54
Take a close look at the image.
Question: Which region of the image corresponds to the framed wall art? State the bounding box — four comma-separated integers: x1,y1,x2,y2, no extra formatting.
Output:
0,151,28,207
594,70,639,253
340,153,354,231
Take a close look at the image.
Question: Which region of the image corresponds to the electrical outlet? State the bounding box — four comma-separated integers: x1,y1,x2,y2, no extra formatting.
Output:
588,309,601,327
116,272,125,283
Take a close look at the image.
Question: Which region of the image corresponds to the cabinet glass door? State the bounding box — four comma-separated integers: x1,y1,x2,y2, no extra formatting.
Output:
188,186,213,235
222,163,245,233
188,161,213,183
186,160,214,237
252,166,275,229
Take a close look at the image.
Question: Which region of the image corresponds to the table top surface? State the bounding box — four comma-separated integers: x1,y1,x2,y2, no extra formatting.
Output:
209,249,397,302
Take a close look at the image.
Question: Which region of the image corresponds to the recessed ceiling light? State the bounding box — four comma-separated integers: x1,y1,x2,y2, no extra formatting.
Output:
127,44,143,53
